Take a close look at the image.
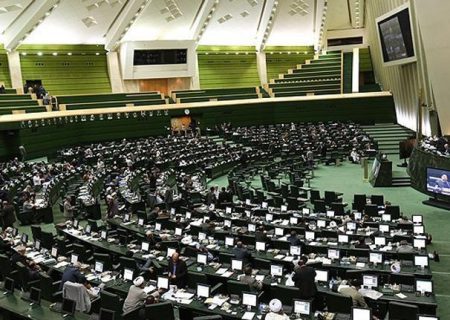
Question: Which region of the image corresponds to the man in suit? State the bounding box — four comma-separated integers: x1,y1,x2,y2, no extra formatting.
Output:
287,230,301,246
338,279,368,307
168,252,187,288
60,262,86,289
218,187,229,205
255,226,268,242
240,266,262,291
205,187,216,206
292,256,317,299
232,241,251,263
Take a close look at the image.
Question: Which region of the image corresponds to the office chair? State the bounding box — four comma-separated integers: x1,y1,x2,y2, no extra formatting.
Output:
0,254,15,280
144,301,175,320
313,200,326,213
193,316,223,320
270,285,301,306
218,252,234,264
72,243,93,263
100,290,123,316
310,190,322,202
119,256,137,271
40,230,55,249
387,301,418,320
40,273,61,302
364,204,378,217
31,225,42,241
94,253,113,271
122,306,143,320
371,195,384,206
226,280,251,296
331,202,345,216
385,205,400,219
187,272,208,289
15,262,40,292
253,258,271,270
352,194,366,212
324,191,340,205
325,292,352,314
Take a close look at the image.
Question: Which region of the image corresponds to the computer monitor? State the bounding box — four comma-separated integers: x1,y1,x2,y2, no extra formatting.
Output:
382,214,391,222
198,232,206,241
123,268,134,281
247,224,256,233
281,205,288,212
317,219,326,228
100,230,108,240
170,208,176,215
246,199,251,206
99,308,115,320
416,279,433,293
224,220,231,228
338,235,349,243
29,287,41,305
290,217,298,225
95,261,104,273
412,215,423,224
155,223,161,231
226,207,232,214
245,210,251,218
302,208,310,215
138,218,144,226
3,277,14,293
255,242,265,251
197,253,207,265
85,224,92,234
374,236,386,246
328,249,340,260
315,270,329,283
167,248,176,258
51,247,58,258
266,213,273,222
242,292,257,308
225,237,234,247
175,228,183,236
71,253,79,265
157,276,169,290
185,212,191,219
62,298,76,316
123,214,130,223
209,204,215,211
417,316,439,320
369,253,383,264
352,307,371,320
231,259,243,271
363,275,378,289
270,264,283,277
197,283,210,298
414,256,429,268
379,224,390,233
290,245,301,256
262,202,268,209
275,227,284,236
73,219,79,229
34,240,41,251
305,231,315,241
354,212,362,220
326,210,335,218
414,238,426,249
293,299,311,316
141,241,150,252
347,222,356,231
21,233,28,244
414,225,425,234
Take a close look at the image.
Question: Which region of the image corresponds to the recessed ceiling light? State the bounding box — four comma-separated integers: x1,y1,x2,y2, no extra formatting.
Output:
52,52,58,56
37,52,43,56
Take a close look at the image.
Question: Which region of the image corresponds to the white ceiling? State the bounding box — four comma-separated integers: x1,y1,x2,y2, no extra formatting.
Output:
0,0,365,48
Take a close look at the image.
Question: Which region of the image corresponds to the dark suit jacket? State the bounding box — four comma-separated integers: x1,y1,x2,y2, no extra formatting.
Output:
168,259,187,288
232,246,250,262
292,266,317,299
287,235,301,246
60,266,86,289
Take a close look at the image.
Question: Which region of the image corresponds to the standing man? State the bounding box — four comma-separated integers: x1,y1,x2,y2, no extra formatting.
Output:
292,256,317,300
168,252,187,288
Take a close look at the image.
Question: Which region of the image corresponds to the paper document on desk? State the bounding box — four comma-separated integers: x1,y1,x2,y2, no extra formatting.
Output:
54,261,69,269
327,242,338,246
395,293,407,299
211,295,229,306
175,292,194,300
178,299,193,305
216,268,228,275
274,254,285,260
283,256,294,262
221,271,234,278
255,275,265,282
359,289,383,300
242,311,255,320
101,275,112,283
33,256,46,264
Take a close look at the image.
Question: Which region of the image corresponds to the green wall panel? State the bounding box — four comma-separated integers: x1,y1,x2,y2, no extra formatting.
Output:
0,45,12,88
265,46,314,81
18,44,111,96
343,52,353,94
360,47,373,72
197,46,259,89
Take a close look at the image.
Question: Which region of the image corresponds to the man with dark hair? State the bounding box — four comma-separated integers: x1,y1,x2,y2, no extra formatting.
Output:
338,279,368,307
232,241,251,263
287,230,301,246
168,252,187,288
292,255,317,299
240,265,262,291
206,187,216,206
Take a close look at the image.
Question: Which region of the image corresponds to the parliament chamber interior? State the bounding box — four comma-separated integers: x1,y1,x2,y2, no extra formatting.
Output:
0,0,448,320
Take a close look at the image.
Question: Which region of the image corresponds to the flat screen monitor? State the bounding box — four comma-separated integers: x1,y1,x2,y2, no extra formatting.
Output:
326,210,335,217
123,214,130,223
266,213,273,222
412,215,423,224
275,227,284,236
186,212,191,219
338,235,349,244
62,298,76,315
226,207,232,214
414,255,429,267
34,240,41,251
245,199,251,206
141,241,150,252
73,219,79,229
231,259,243,271
30,287,41,305
281,205,288,212
157,276,169,290
99,308,115,320
427,167,450,195
418,316,439,320
414,225,425,234
198,232,206,241
416,279,433,293
255,241,265,251
293,299,311,315
382,214,391,222
242,292,257,307
354,212,362,220
302,208,310,215
290,245,301,256
123,268,134,281
138,218,144,226
315,270,328,283
414,238,426,249
328,249,340,260
290,217,298,225
100,230,107,240
21,233,28,244
85,224,92,234
71,253,78,265
352,307,372,320
379,224,390,233
270,264,283,277
197,253,207,265
197,284,210,298
170,208,176,215
155,223,161,231
363,275,378,289
224,220,231,228
248,224,256,233
166,247,176,258
374,237,386,246
347,222,356,231
3,277,14,293
175,228,182,236
262,202,268,209
305,231,315,241
225,237,234,247
51,247,58,258
369,253,383,264
317,219,326,228
95,261,104,273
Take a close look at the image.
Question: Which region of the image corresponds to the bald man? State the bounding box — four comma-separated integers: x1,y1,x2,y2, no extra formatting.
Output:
168,252,187,288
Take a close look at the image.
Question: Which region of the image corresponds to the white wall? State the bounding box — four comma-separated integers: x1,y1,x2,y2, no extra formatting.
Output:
365,0,431,135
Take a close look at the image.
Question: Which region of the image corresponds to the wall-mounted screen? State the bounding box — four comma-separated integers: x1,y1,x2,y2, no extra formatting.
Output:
133,49,187,65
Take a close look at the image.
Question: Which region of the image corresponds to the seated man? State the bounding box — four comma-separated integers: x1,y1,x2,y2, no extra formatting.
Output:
60,262,86,289
265,299,289,320
123,276,159,313
338,279,368,307
232,241,251,263
396,240,414,253
287,230,301,246
240,266,262,291
11,245,41,281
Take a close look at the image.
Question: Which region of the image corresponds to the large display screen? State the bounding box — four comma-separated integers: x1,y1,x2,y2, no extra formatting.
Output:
427,167,450,195
376,3,416,66
133,49,187,65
